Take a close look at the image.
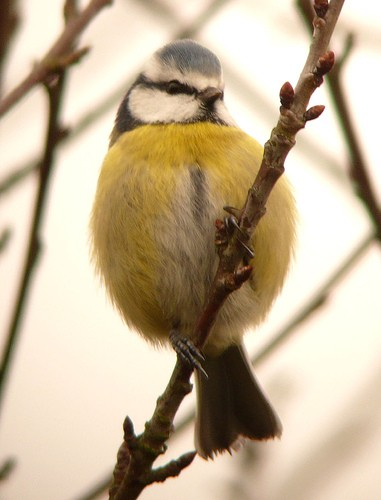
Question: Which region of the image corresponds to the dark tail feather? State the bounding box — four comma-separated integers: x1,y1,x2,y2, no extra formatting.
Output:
194,344,282,459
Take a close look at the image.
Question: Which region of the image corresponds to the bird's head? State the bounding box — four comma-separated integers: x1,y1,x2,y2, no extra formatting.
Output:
111,39,235,143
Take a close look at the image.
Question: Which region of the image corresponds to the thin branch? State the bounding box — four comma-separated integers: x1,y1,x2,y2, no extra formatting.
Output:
109,1,345,498
0,0,112,412
0,160,37,198
175,231,375,435
195,0,343,350
297,0,381,240
0,0,112,117
0,0,20,96
74,230,372,500
0,0,345,200
0,457,16,482
0,227,12,255
252,231,374,365
139,0,232,40
0,72,68,411
111,361,195,499
0,0,227,197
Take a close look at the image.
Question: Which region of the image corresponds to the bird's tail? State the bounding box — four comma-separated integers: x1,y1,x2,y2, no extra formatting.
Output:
194,344,282,459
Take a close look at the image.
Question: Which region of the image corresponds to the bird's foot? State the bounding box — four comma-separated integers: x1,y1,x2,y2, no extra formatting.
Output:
223,207,255,260
169,330,207,377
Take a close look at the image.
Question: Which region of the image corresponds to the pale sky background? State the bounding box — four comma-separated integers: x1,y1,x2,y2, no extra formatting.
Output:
1,1,381,499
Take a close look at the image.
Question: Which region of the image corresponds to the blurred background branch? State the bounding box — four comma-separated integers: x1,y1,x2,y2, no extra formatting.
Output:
0,0,112,117
0,71,67,408
0,0,20,97
297,0,381,241
0,0,112,410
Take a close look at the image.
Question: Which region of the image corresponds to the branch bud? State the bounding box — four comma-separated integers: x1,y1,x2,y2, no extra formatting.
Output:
279,81,295,109
304,105,325,121
314,0,329,18
315,50,335,76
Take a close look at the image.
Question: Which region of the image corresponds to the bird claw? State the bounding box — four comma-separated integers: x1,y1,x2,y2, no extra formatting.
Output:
169,330,208,377
223,205,242,218
223,211,255,260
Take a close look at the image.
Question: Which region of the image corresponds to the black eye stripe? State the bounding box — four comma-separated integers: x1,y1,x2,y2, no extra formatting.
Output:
135,75,196,96
166,80,195,95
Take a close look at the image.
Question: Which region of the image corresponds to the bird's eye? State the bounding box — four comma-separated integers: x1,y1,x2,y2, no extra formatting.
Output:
166,80,192,95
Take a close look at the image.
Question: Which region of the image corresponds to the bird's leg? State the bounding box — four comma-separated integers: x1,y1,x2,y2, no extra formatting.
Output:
223,206,255,260
169,330,208,377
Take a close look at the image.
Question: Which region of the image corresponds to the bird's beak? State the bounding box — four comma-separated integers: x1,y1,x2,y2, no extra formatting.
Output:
198,87,223,105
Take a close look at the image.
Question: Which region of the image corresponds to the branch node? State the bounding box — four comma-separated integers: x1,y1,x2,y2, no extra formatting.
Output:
45,46,90,75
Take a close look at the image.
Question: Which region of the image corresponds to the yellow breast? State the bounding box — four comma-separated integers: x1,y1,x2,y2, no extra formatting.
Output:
90,123,296,350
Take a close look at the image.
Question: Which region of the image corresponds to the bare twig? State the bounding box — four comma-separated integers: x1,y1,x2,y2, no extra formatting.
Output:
0,160,37,198
174,231,374,436
74,230,371,500
0,72,68,410
0,0,225,197
0,228,12,255
0,0,112,412
195,0,343,351
110,361,195,499
111,418,196,500
0,0,19,96
109,1,345,498
253,231,373,364
0,0,112,117
297,0,381,240
0,457,16,482
139,0,231,40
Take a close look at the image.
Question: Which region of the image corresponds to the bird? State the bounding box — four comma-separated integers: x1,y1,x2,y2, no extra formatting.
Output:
90,39,296,459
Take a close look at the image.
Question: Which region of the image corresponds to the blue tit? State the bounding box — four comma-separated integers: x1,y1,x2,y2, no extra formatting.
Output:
90,39,296,459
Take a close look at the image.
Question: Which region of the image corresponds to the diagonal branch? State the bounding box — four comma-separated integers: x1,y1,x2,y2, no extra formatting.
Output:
74,230,371,500
194,0,343,350
109,1,345,498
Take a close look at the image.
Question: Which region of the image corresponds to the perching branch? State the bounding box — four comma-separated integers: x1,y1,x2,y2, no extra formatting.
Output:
75,230,372,500
0,0,112,117
109,1,345,498
193,0,343,350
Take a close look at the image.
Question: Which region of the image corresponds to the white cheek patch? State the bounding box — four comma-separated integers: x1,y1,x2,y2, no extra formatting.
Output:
128,87,200,123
